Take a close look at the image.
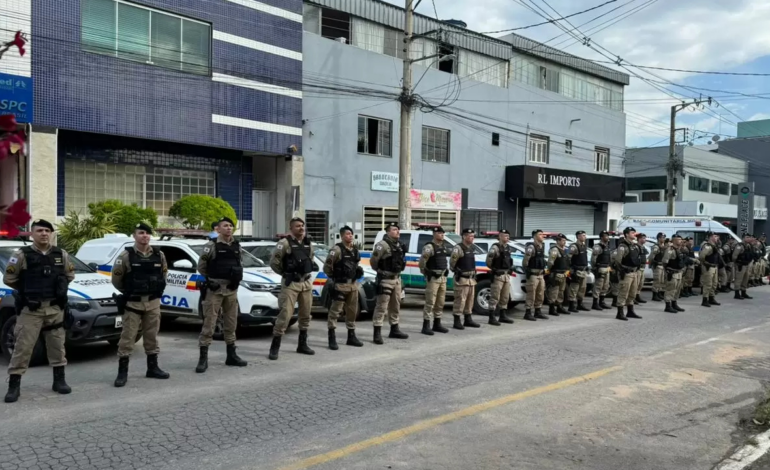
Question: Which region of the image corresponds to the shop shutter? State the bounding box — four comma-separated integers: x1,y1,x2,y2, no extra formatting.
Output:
524,202,594,236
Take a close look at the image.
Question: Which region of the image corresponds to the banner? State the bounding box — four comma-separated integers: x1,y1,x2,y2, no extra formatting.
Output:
410,189,462,211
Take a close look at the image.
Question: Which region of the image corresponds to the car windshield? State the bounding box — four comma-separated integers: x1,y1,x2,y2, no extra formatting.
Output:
190,246,267,268
313,243,330,261
445,234,484,254
0,246,94,273
244,245,274,264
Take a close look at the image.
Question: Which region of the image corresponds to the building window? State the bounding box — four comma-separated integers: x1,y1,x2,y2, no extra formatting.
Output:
438,42,456,74
422,126,450,163
320,8,350,43
731,184,739,195
492,133,500,146
711,180,730,195
565,139,572,154
357,116,392,157
641,191,661,202
305,210,328,244
539,66,559,92
81,0,211,75
528,135,549,164
594,147,610,173
688,176,710,192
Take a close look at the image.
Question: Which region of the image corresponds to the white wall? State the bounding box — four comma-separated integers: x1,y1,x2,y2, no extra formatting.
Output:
682,147,747,204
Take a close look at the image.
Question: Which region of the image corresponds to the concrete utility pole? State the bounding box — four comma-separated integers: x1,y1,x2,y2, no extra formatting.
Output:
397,0,415,229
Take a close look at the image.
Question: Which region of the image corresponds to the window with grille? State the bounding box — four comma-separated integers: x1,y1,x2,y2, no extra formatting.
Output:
358,116,392,157
305,210,328,245
461,209,502,235
539,66,559,92
363,206,399,249
81,0,211,75
422,126,450,163
320,8,350,43
594,146,610,173
528,135,549,164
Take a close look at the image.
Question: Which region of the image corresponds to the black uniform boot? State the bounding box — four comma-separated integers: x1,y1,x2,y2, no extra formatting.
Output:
701,297,711,308
523,309,536,321
52,366,72,395
498,309,514,324
4,375,20,403
373,326,384,345
453,315,465,330
114,357,129,387
672,301,685,312
616,306,628,321
226,344,248,365
488,309,501,326
328,329,339,350
389,324,409,339
709,296,721,306
665,302,678,313
611,296,618,307
557,303,570,314
347,329,363,347
421,320,434,336
464,314,480,328
599,296,610,309
146,354,170,379
743,290,753,299
568,301,578,313
196,346,209,373
635,294,647,304
534,308,548,320
433,318,449,333
735,290,744,299
296,331,316,355
626,305,642,319
268,335,282,359
681,288,690,298
591,298,602,311
576,299,589,311
549,304,559,316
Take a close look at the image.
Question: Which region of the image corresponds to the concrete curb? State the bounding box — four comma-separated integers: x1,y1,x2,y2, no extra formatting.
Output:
715,428,770,470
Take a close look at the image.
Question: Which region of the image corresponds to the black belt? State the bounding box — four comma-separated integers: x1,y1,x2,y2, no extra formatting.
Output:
493,270,509,276
378,273,399,280
127,295,159,302
455,272,477,279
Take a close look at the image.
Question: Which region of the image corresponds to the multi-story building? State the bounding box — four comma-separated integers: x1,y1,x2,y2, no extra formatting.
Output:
295,0,629,248
16,0,304,234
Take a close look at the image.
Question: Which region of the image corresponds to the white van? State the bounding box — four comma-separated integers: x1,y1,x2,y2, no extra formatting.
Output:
617,216,740,249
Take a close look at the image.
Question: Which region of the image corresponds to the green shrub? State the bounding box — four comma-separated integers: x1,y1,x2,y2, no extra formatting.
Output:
169,195,237,230
88,200,158,235
57,210,117,253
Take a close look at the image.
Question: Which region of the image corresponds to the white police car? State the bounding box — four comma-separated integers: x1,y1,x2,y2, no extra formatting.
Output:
0,238,124,365
76,234,296,335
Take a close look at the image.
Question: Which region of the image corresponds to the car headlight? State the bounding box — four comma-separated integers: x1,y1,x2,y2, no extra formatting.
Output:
513,266,526,275
362,275,376,284
68,297,91,312
239,281,276,292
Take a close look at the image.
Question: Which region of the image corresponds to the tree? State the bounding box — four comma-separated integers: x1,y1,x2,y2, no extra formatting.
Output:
88,200,158,235
169,195,237,230
56,210,117,253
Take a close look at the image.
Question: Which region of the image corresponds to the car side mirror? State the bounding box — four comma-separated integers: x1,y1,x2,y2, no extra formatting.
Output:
312,263,320,272
87,262,98,270
173,259,194,270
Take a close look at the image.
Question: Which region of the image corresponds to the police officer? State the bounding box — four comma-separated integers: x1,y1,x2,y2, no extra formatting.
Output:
759,234,768,285
112,223,170,387
450,229,481,329
324,226,364,349
195,217,247,373
208,221,219,241
522,229,547,322
369,222,408,344
547,233,570,316
662,234,687,313
633,233,648,305
609,235,622,307
681,238,698,297
590,231,612,311
269,217,316,359
485,229,514,325
417,226,450,335
612,227,643,321
649,232,667,301
4,219,74,403
721,238,735,292
567,231,591,313
733,233,753,299
699,231,721,308
717,239,728,293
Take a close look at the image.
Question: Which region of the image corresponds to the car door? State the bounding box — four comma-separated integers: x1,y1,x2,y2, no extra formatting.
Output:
155,244,199,317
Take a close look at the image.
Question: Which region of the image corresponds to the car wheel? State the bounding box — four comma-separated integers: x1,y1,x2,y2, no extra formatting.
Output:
473,279,492,314
1,315,47,366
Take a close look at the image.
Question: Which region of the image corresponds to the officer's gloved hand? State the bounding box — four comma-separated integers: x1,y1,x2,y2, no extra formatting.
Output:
355,266,364,279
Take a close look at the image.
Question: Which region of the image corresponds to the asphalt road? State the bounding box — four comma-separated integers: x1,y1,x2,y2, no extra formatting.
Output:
2,288,770,470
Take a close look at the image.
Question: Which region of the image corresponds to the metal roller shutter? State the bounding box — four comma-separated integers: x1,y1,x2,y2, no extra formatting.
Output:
524,202,594,236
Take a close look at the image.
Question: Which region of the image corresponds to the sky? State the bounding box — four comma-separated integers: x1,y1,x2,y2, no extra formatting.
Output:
382,0,770,148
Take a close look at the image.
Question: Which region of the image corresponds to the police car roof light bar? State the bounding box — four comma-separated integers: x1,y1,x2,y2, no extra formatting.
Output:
413,223,441,228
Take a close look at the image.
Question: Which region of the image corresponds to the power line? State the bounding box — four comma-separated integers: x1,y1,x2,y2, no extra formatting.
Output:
481,0,618,34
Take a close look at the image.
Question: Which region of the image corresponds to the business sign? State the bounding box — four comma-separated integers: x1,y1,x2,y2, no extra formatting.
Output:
371,171,399,192
0,73,32,123
754,208,767,220
737,182,754,236
410,189,462,211
505,165,625,202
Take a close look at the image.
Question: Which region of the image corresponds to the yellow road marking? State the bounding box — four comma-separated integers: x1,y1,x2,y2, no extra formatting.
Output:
276,365,622,470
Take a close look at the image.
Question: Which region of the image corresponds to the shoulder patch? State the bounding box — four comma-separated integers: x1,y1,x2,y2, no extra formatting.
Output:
6,265,16,274
115,259,123,265
203,247,211,253
276,242,283,251
376,245,383,251
8,256,17,265
526,246,534,254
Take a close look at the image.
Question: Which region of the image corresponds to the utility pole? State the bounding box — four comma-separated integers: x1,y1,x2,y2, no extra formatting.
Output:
397,0,415,229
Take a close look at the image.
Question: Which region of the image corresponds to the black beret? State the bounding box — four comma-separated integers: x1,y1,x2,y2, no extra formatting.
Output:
556,233,568,240
623,227,636,235
217,217,235,226
499,229,510,235
575,230,586,236
432,226,445,233
30,219,54,231
705,231,715,237
211,221,218,230
671,234,682,239
657,232,666,239
290,217,305,225
339,225,354,235
531,229,543,237
462,228,475,235
636,233,647,239
385,222,400,230
134,223,153,234
599,231,609,237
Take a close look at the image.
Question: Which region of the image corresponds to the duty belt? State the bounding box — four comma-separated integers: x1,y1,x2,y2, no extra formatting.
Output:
377,272,399,280
284,274,312,282
126,295,159,302
493,269,509,276
529,269,543,275
455,271,477,279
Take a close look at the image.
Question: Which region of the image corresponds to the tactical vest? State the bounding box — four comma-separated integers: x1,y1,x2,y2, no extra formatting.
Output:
755,244,764,261
736,243,753,266
283,237,314,276
425,242,449,271
703,242,719,266
570,243,588,269
653,243,665,265
594,242,611,267
620,239,641,268
207,240,243,282
552,247,570,272
19,246,68,301
455,244,476,273
332,243,360,281
490,242,512,272
637,246,648,266
526,243,546,270
666,247,685,270
378,238,406,273
124,247,166,298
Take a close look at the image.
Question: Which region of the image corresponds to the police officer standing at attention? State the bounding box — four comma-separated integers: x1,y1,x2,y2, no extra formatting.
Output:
269,217,316,359
450,229,481,329
417,226,450,336
4,219,74,403
547,233,570,316
590,231,612,311
369,222,408,344
662,234,687,313
759,234,767,285
323,226,364,349
699,232,721,308
522,229,548,322
733,233,753,299
717,239,728,293
612,227,643,321
681,238,698,297
649,232,667,302
567,231,591,313
633,233,648,305
112,223,170,388
485,229,514,325
195,217,247,373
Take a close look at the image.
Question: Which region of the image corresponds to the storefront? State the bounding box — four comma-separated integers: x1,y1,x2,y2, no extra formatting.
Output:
504,165,625,236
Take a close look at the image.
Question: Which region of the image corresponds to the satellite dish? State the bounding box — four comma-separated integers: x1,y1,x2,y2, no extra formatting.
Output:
712,135,721,142
708,141,713,145
688,141,694,146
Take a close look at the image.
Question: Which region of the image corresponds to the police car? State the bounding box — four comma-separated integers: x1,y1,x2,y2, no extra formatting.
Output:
0,235,124,365
76,232,296,337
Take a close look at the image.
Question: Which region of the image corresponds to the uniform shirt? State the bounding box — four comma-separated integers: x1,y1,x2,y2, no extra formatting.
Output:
418,240,447,275
548,245,567,270
660,246,680,267
591,243,606,266
450,244,473,272
568,242,586,257
732,243,745,263
4,244,76,290
322,243,356,278
369,237,396,273
269,236,315,276
522,241,544,269
484,243,504,269
111,245,168,293
612,238,636,266
699,242,716,265
648,244,662,265
197,237,240,288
